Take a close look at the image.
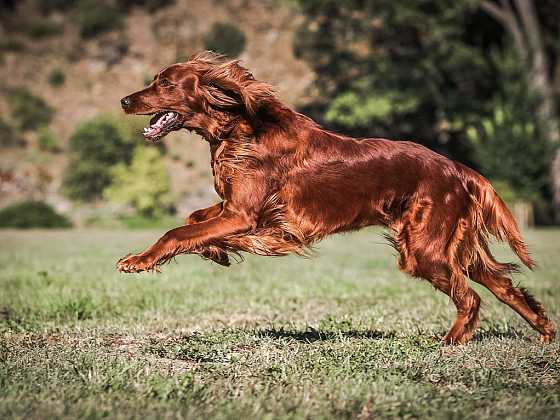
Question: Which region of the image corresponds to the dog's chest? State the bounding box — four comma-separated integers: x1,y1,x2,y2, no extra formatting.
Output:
210,140,255,198
210,142,227,198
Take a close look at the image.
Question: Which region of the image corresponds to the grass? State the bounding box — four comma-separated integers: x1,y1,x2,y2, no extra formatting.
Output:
0,228,559,419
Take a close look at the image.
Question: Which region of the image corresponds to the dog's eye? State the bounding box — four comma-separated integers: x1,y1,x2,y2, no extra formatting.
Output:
159,78,172,87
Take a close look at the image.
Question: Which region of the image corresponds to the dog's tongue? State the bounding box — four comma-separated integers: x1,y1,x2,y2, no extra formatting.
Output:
143,111,179,141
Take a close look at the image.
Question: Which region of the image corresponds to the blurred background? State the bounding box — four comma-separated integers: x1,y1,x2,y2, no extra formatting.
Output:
0,0,559,229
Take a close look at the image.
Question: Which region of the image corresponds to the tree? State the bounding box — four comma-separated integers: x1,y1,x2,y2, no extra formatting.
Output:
0,200,72,228
62,116,136,201
103,147,173,217
204,22,247,58
294,0,559,222
480,0,560,219
7,88,54,131
468,51,552,209
293,0,498,163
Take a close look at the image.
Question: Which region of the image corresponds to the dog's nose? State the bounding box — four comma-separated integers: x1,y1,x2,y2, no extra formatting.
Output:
121,96,131,109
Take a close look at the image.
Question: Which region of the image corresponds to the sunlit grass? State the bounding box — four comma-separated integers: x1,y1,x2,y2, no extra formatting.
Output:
1,229,559,419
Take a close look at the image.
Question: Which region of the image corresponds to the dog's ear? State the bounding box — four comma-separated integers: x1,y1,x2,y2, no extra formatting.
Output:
181,75,206,110
200,60,276,118
182,74,198,93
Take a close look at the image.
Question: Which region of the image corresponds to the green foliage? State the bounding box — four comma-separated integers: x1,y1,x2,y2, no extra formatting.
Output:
48,68,66,87
37,126,59,152
76,0,123,39
0,38,26,52
467,50,553,203
0,119,25,147
67,116,136,167
62,116,136,201
204,22,247,58
293,0,496,152
62,161,112,202
293,0,558,222
0,200,72,228
7,88,54,132
468,103,551,201
326,91,418,128
25,19,64,38
104,147,173,217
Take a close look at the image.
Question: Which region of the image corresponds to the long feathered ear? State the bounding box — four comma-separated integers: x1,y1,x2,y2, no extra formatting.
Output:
196,54,278,118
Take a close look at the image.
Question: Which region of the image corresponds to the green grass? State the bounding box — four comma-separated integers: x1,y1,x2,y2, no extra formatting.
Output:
1,228,559,419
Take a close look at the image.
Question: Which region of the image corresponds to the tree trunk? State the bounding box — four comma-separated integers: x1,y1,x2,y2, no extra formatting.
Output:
482,0,560,221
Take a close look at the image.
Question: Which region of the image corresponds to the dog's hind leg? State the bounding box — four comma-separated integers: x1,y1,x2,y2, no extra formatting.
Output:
398,259,481,345
435,274,481,345
470,243,556,343
392,199,481,345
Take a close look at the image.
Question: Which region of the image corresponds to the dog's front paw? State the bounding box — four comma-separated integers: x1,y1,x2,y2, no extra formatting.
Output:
116,253,158,273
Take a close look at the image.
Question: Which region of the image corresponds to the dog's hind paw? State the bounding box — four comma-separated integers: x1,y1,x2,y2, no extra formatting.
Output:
538,332,556,344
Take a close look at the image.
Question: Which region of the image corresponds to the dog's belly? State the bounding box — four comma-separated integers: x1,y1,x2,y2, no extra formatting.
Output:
279,185,387,239
283,174,473,238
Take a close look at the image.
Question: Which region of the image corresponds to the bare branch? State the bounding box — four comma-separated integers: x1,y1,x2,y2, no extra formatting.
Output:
481,1,528,62
481,1,509,22
514,0,543,55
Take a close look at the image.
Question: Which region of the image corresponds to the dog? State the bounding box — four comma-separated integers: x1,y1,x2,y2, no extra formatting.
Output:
117,51,555,345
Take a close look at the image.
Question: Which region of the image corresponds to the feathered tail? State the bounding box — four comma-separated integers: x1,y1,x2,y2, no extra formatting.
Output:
458,163,535,272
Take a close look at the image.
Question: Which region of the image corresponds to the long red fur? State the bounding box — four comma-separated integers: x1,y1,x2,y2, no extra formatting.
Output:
116,52,555,345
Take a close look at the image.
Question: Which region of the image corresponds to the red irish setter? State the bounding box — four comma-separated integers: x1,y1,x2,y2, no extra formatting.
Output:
118,51,555,345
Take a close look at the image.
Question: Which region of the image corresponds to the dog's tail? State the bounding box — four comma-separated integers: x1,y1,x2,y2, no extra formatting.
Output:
458,163,535,271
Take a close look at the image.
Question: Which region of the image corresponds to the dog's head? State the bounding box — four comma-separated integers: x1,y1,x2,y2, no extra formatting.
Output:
120,51,277,142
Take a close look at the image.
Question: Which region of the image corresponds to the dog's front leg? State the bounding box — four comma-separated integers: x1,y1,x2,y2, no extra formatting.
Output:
186,202,224,225
117,208,253,273
184,202,230,266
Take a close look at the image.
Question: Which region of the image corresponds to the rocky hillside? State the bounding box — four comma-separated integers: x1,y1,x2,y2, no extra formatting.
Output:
0,0,314,220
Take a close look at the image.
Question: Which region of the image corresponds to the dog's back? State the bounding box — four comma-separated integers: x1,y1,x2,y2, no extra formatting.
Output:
117,51,555,345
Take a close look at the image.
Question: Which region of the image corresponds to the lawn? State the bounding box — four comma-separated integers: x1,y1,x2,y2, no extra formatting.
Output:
1,228,559,419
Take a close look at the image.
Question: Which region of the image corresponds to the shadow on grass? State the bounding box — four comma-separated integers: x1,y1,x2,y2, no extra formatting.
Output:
472,325,529,342
257,325,533,345
256,327,397,342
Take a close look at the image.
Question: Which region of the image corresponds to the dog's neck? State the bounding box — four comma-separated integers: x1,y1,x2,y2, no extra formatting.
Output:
190,103,300,146
191,110,255,145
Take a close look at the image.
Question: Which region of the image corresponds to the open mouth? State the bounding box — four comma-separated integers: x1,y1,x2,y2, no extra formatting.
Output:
143,111,182,142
